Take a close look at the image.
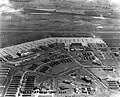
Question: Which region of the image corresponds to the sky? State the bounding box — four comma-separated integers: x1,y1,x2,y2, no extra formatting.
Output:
0,0,120,15
110,0,120,4
0,0,10,6
1,0,120,7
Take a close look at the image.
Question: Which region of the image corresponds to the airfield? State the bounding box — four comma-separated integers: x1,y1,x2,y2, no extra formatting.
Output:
1,0,120,97
0,37,120,97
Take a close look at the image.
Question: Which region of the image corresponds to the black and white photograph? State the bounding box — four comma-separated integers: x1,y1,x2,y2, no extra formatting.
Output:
0,0,120,97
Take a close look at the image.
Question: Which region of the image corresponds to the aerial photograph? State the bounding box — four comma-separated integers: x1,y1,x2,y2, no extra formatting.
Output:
1,0,120,97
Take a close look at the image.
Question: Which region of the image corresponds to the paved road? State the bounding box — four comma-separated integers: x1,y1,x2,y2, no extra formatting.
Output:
68,52,109,89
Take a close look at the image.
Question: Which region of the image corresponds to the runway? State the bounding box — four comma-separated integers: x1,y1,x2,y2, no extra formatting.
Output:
0,9,120,48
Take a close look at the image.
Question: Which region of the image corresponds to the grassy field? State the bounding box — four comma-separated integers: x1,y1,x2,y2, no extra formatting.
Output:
0,6,120,48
